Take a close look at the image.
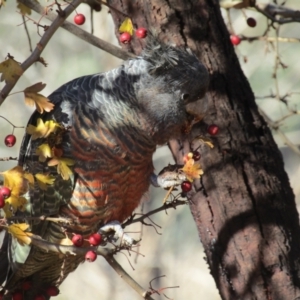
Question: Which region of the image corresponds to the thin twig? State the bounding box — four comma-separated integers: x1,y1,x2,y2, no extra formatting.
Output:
123,199,188,228
7,215,74,224
0,157,18,161
0,116,24,128
21,15,33,52
259,108,300,156
242,35,300,43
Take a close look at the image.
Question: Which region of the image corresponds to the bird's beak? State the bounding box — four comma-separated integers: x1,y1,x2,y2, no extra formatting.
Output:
185,95,208,122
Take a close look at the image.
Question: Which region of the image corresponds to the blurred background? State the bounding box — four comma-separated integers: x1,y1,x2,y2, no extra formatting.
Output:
0,0,300,299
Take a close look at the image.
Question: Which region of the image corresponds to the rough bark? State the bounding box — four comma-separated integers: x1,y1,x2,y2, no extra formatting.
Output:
108,0,300,299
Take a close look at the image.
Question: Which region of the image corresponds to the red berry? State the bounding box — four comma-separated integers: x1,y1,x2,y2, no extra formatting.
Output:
181,181,192,193
21,280,32,291
0,194,5,209
0,291,4,300
34,295,46,300
246,17,257,28
207,124,219,136
72,234,84,247
74,13,85,25
88,233,102,246
85,250,97,262
12,291,23,300
4,134,16,147
135,27,147,39
45,286,59,296
192,151,201,161
0,186,11,199
230,35,241,46
119,32,131,44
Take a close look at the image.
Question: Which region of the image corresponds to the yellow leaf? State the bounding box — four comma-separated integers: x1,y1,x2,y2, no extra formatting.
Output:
35,173,55,190
26,118,61,140
23,172,35,187
24,82,46,93
8,223,32,245
119,17,133,35
17,1,31,14
181,152,204,182
36,143,52,162
3,202,12,218
6,195,27,212
1,166,32,196
24,92,54,114
0,58,23,84
48,157,74,180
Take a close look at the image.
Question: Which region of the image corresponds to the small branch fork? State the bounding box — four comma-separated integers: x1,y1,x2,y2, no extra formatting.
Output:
255,3,300,24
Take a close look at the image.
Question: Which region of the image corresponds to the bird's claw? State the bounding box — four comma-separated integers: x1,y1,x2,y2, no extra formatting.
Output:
98,220,138,248
151,164,186,188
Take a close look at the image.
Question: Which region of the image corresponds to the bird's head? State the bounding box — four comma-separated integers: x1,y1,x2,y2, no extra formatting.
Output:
134,34,209,145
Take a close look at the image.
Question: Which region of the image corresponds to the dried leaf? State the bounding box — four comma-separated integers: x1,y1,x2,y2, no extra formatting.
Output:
119,17,133,35
36,143,52,162
35,173,55,190
24,82,46,93
196,136,214,149
0,58,23,84
181,153,204,182
48,157,74,180
26,119,61,140
24,92,54,114
17,1,31,14
8,223,32,245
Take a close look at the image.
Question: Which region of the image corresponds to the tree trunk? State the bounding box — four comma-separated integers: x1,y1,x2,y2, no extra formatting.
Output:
108,0,300,299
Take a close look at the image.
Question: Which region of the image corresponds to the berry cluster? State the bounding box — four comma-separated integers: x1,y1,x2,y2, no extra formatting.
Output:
180,124,219,194
72,232,102,262
119,27,147,44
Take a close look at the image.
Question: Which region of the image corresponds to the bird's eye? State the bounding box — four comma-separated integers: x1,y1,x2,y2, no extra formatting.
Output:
181,94,189,101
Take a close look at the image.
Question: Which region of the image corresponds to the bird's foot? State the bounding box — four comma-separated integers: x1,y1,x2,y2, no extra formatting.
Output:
98,220,139,248
151,164,186,188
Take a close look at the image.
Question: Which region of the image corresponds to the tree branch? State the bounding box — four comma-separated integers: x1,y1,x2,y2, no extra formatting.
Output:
105,255,155,300
256,3,300,24
18,0,135,60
